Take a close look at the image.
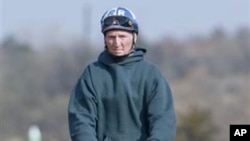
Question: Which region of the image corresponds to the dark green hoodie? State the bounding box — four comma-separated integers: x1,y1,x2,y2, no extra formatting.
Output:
68,48,177,141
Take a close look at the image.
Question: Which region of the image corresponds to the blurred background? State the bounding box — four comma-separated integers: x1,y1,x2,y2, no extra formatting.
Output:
0,0,249,141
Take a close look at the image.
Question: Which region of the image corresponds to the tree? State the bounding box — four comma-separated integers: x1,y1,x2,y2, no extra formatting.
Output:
176,105,217,141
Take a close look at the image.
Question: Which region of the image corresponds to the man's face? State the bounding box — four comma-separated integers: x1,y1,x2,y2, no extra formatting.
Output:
105,30,134,56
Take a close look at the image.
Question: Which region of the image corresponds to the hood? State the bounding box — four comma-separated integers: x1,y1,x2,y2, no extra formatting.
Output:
98,47,146,66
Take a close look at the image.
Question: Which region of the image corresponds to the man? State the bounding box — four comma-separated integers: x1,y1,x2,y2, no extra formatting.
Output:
68,6,177,141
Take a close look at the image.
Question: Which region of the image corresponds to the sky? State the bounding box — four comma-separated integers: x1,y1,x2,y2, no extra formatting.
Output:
1,0,249,47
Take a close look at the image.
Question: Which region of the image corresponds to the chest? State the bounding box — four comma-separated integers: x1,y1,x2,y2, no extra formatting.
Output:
91,65,150,105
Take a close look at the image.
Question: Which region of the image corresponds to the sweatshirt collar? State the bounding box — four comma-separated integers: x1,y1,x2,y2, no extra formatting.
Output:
98,47,146,66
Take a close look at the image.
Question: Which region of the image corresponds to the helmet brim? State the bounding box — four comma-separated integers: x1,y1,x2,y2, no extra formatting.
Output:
102,25,138,34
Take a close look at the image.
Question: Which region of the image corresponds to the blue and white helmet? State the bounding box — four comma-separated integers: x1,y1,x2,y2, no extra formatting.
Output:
100,7,139,34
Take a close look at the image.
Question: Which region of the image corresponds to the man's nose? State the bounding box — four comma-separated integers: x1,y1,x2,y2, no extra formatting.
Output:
113,37,120,46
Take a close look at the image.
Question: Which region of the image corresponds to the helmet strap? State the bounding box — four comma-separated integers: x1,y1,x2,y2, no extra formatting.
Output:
132,33,137,45
131,33,137,50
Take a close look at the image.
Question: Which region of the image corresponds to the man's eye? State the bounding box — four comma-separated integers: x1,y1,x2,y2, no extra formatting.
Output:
108,36,115,39
119,35,126,38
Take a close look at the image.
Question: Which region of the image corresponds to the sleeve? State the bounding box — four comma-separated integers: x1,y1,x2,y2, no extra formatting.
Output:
146,68,177,141
68,67,98,141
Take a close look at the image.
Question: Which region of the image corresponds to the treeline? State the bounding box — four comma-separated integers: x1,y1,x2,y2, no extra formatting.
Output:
0,26,249,141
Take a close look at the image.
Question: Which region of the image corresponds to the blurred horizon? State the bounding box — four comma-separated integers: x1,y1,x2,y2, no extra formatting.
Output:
1,0,249,47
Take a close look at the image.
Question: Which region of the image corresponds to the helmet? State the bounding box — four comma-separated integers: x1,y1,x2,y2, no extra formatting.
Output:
100,7,139,34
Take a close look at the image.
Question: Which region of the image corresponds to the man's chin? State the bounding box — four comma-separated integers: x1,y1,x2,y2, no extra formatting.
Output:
113,52,125,56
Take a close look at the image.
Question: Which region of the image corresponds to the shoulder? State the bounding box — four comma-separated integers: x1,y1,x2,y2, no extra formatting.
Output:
79,61,97,77
82,60,102,71
80,60,107,78
141,60,162,74
135,60,166,84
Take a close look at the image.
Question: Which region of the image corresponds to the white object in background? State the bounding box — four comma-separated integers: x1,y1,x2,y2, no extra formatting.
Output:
28,125,42,141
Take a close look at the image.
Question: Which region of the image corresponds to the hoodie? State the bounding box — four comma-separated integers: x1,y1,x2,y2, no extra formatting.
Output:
68,48,177,141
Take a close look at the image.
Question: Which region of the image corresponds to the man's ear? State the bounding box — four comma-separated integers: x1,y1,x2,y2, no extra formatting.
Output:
104,35,106,45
